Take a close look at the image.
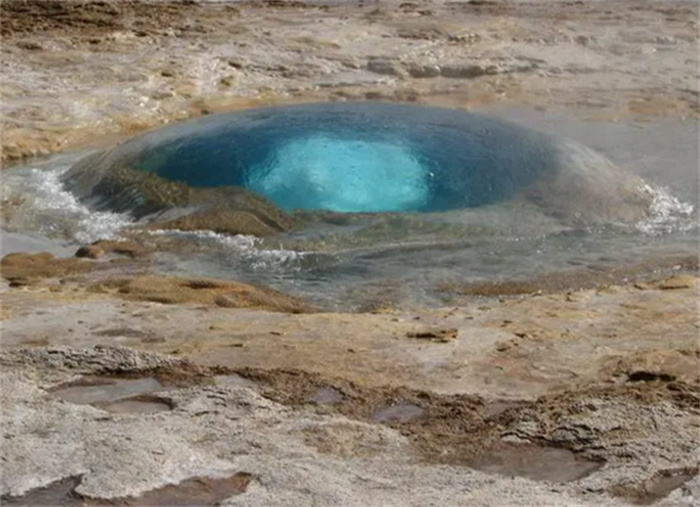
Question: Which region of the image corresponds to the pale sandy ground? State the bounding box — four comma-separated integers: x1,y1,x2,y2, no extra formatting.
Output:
1,1,699,506
2,0,698,162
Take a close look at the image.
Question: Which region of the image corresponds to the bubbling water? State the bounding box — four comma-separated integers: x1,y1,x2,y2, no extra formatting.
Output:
247,135,430,212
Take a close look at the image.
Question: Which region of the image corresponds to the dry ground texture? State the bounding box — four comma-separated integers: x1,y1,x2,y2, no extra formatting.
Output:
1,0,697,163
0,1,698,506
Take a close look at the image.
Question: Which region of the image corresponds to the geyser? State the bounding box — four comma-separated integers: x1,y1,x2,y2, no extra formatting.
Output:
62,102,652,232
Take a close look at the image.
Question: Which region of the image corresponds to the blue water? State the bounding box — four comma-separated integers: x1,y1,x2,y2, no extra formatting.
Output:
107,102,564,214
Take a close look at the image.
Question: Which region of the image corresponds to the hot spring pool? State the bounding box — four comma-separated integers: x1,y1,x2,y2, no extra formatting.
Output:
2,104,697,309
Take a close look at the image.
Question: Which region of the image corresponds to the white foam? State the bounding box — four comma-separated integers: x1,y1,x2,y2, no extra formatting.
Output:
636,183,696,235
148,229,308,271
2,162,132,244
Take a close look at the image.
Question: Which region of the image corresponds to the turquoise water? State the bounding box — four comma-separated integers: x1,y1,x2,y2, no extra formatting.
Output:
247,135,430,212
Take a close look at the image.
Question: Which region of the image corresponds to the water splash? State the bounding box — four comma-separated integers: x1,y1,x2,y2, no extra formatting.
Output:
2,161,132,244
148,229,309,271
636,183,696,235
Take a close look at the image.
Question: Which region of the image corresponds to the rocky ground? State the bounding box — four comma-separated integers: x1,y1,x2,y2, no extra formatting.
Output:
1,1,698,506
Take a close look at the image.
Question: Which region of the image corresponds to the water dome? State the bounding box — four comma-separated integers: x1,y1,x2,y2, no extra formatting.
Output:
62,102,652,234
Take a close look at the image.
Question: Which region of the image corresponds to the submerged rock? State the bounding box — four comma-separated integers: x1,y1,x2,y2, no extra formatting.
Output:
63,157,293,236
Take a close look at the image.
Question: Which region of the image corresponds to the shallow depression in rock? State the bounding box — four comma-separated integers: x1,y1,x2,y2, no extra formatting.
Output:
373,401,425,422
0,473,251,507
631,468,699,505
310,386,344,404
51,377,164,404
99,396,172,414
50,377,172,413
468,443,604,483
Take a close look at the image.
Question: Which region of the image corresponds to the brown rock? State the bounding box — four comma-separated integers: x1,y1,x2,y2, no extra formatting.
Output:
406,63,441,78
366,58,407,77
495,342,512,352
406,328,458,343
75,240,146,259
609,349,699,385
89,275,315,313
657,275,697,290
1,252,95,286
64,161,294,237
16,40,44,50
75,245,105,259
